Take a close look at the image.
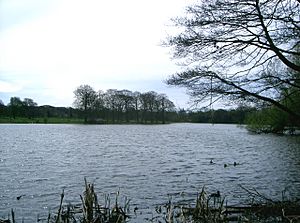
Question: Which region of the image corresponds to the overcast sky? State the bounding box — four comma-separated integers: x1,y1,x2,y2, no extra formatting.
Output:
0,0,196,108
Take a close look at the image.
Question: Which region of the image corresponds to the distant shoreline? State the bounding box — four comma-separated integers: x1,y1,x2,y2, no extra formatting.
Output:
0,117,178,125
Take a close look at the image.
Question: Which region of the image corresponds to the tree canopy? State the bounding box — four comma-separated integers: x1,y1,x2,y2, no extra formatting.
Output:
73,85,97,123
165,0,300,123
73,85,176,124
0,95,253,124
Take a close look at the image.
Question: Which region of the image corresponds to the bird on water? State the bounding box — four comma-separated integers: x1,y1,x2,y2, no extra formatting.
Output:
17,195,25,200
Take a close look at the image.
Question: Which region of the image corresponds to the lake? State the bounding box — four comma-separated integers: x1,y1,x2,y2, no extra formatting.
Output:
0,123,300,222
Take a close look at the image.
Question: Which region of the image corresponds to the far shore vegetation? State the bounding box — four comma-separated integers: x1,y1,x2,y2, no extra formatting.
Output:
1,89,255,126
0,85,299,134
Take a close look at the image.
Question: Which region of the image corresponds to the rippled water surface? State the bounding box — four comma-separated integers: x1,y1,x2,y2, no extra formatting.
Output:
1,123,300,222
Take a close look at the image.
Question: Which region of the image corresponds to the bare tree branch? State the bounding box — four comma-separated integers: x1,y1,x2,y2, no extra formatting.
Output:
165,0,300,122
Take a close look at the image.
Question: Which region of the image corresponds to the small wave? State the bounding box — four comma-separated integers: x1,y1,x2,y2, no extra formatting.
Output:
34,178,49,183
111,173,130,178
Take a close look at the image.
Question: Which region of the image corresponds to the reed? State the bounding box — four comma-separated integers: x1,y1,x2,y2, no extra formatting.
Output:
47,178,129,223
153,186,300,223
1,182,300,223
155,187,226,223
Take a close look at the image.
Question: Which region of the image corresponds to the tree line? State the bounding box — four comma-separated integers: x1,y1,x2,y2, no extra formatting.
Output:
0,97,79,123
73,85,176,124
178,107,256,124
0,86,178,124
0,87,254,124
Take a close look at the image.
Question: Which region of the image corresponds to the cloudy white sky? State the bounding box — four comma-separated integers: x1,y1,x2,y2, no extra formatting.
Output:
0,0,196,108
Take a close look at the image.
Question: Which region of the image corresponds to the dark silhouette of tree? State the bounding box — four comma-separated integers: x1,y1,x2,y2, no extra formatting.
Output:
114,91,125,123
139,91,158,123
139,93,148,123
93,90,105,121
23,98,37,107
177,108,189,122
133,91,141,123
23,98,38,119
73,85,97,123
156,94,175,124
0,99,6,118
165,0,300,122
148,91,158,124
118,90,134,123
8,97,23,119
104,89,118,123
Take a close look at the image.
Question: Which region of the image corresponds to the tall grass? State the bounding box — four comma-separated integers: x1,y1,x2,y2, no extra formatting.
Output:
1,182,300,223
47,178,129,223
153,187,226,223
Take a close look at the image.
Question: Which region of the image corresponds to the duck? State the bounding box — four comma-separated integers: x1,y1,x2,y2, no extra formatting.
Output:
234,162,240,166
224,164,228,168
17,195,25,200
210,159,214,164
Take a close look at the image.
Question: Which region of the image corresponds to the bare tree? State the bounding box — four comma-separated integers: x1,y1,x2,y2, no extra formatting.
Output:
156,94,175,123
93,90,105,120
23,98,37,107
73,85,97,123
140,91,158,123
104,89,118,123
118,90,135,123
165,0,300,122
133,91,141,123
23,98,38,119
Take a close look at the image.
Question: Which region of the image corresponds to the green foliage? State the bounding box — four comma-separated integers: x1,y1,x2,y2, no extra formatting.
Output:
246,83,300,134
246,108,289,134
246,55,300,134
178,107,256,124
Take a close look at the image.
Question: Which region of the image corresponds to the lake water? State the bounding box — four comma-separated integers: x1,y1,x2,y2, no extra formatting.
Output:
0,123,300,222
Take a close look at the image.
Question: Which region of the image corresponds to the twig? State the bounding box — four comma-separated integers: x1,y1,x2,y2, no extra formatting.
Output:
239,184,274,203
